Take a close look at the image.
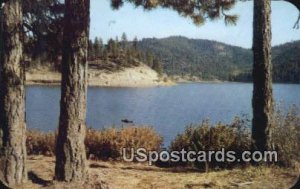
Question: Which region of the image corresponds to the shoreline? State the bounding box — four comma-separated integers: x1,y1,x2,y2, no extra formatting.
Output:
26,65,175,88
25,81,175,88
25,66,300,88
26,79,300,88
25,79,175,88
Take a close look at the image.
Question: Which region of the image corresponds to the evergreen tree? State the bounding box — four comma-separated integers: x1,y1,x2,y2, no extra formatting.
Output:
103,49,109,64
107,38,115,54
23,0,64,65
55,0,89,182
114,36,120,57
88,39,95,60
125,49,132,66
252,0,273,152
0,0,27,187
152,57,163,76
146,52,154,67
121,32,128,49
93,37,103,59
251,0,300,154
111,0,237,26
133,36,138,50
103,49,109,63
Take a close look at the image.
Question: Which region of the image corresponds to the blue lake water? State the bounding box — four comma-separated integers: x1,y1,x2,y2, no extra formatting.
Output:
26,83,300,146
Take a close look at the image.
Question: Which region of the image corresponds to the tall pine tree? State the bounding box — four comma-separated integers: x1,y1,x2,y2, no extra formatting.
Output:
0,0,27,187
55,0,90,182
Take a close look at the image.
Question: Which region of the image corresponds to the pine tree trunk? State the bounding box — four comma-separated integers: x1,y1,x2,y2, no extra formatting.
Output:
252,0,273,152
0,0,27,187
55,0,90,182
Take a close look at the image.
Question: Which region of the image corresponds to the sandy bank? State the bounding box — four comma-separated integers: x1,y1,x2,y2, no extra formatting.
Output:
26,65,174,88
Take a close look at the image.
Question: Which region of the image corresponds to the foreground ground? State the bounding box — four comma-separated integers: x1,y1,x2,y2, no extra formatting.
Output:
19,156,299,189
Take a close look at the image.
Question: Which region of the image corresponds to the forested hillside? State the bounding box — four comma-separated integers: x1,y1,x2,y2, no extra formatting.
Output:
137,36,300,83
137,36,253,80
27,33,300,83
27,33,164,76
229,41,300,83
273,41,300,83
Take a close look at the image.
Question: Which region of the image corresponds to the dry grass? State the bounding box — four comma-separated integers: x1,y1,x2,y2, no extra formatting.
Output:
23,107,300,188
85,126,163,160
170,109,300,170
26,126,163,161
272,105,300,168
21,155,299,189
170,117,251,170
27,130,56,156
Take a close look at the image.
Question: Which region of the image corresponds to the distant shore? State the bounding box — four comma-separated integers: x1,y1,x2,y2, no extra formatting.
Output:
26,65,175,88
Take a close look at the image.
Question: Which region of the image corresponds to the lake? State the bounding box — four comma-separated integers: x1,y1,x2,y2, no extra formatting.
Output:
26,83,300,146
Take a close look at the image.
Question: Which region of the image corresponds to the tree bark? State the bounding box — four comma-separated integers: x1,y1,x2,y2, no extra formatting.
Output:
0,0,27,187
55,0,90,182
252,0,273,152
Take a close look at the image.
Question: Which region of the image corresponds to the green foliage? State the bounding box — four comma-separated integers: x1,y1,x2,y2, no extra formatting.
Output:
224,15,239,26
230,41,300,83
110,0,237,26
137,36,252,80
272,41,300,83
88,40,95,60
145,52,154,68
125,49,132,65
23,0,64,64
93,37,103,59
137,36,300,83
87,33,164,74
133,36,138,50
152,57,163,76
121,32,128,49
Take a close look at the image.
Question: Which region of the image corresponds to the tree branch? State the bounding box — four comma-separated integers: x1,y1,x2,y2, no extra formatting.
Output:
293,12,300,28
284,0,300,10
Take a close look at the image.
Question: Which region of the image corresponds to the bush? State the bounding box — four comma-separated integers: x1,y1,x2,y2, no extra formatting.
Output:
86,126,163,160
272,106,300,168
26,126,163,161
170,117,251,171
27,130,56,156
25,106,299,169
170,107,300,171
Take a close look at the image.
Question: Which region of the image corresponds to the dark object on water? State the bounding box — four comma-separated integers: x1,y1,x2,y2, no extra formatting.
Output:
291,176,300,189
121,119,133,124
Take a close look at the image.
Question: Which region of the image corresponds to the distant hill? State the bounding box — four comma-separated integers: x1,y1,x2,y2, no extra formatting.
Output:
273,41,300,83
136,36,300,83
137,36,252,80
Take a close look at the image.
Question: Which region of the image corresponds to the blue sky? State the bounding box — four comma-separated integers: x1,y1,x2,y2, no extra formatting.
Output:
90,0,300,48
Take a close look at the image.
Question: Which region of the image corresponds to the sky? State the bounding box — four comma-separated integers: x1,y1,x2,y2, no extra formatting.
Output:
90,0,300,48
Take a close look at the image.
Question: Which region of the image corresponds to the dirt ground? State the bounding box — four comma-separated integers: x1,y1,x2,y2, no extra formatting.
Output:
15,155,299,189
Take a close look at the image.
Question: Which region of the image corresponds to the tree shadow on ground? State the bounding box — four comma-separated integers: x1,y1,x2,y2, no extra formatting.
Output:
28,171,52,187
